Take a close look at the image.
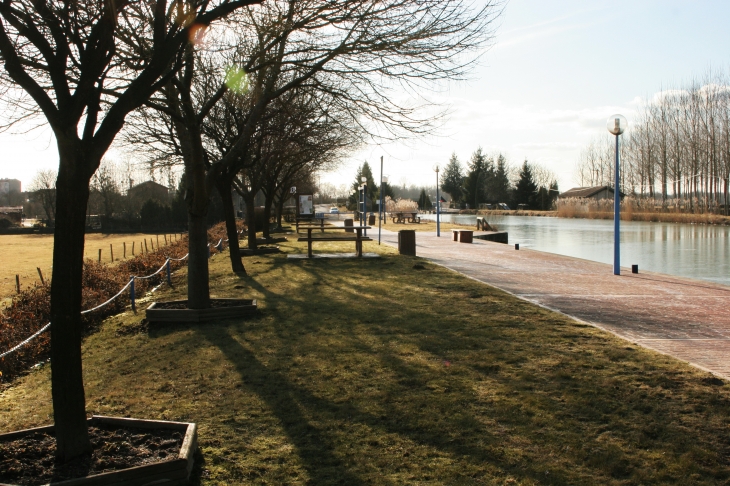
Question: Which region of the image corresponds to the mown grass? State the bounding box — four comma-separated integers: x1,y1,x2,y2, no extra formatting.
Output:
0,233,184,301
1,236,729,484
380,220,481,233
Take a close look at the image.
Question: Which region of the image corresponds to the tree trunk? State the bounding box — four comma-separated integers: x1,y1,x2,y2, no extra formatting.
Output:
187,210,210,309
216,176,245,273
275,192,285,229
262,196,273,239
245,195,257,250
50,155,92,462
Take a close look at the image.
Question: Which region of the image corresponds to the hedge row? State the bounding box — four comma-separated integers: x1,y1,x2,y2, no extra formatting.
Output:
0,225,228,383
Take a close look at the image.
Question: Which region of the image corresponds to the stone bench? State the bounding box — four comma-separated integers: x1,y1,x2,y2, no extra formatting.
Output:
452,229,473,243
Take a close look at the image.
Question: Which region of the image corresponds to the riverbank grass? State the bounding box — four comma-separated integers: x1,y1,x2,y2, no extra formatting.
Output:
2,238,729,484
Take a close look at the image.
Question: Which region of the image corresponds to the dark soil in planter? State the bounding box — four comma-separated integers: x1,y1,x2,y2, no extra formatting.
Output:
151,299,251,310
0,423,183,485
239,245,280,256
146,299,257,324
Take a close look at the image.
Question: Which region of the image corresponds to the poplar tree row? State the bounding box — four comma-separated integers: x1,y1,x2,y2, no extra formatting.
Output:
577,71,730,212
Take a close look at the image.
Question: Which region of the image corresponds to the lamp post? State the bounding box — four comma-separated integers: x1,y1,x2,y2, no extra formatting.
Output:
433,164,441,237
607,114,627,275
379,168,388,245
361,176,368,236
357,185,363,225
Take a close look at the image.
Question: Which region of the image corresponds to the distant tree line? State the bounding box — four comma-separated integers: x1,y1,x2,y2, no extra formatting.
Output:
441,148,558,210
576,70,730,213
345,150,559,212
25,164,218,231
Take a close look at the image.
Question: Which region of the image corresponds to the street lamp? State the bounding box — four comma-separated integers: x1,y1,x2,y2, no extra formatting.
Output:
379,170,388,245
607,114,627,275
361,176,368,235
433,164,440,237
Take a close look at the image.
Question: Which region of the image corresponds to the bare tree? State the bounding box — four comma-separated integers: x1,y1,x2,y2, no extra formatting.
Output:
125,0,503,300
29,169,57,225
0,0,262,462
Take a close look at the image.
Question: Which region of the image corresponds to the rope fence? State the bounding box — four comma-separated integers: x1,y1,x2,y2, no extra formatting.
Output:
0,239,235,360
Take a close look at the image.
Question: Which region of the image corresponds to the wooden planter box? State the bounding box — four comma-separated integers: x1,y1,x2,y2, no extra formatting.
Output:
146,298,257,324
0,415,197,486
239,246,280,256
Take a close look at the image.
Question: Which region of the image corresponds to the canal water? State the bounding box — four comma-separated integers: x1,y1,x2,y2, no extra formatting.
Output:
420,214,730,286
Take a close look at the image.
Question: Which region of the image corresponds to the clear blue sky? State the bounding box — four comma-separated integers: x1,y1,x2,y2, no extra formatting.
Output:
2,1,730,193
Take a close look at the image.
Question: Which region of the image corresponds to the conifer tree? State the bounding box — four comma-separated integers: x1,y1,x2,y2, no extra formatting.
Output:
514,160,539,209
442,153,464,204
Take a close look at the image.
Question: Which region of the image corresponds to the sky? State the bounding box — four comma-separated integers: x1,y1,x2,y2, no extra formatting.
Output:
2,0,730,194
324,0,730,193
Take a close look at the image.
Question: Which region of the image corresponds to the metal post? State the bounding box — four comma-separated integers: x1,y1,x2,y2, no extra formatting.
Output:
363,185,368,237
357,187,361,224
130,277,136,313
614,133,620,275
379,156,383,245
436,170,441,237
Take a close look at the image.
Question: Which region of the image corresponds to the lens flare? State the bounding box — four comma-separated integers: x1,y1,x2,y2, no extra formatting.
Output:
188,23,208,47
224,66,249,94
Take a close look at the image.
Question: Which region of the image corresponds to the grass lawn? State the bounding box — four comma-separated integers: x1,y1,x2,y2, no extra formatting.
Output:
375,220,478,233
1,237,729,484
0,233,184,301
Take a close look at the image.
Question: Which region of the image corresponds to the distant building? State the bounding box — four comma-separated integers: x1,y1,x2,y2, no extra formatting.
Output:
558,185,623,201
0,206,23,223
0,179,21,194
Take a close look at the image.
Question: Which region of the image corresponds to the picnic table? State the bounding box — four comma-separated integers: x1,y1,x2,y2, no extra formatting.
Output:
297,225,372,258
296,213,325,232
392,212,421,224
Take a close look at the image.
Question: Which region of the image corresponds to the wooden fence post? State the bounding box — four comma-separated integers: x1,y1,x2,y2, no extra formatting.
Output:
132,241,135,256
98,248,102,262
110,244,114,262
144,239,148,254
156,234,160,248
123,242,126,259
37,267,45,285
164,234,168,245
16,274,20,293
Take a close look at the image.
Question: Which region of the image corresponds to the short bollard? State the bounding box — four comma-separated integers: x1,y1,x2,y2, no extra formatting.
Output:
129,277,136,313
632,264,639,274
515,243,520,250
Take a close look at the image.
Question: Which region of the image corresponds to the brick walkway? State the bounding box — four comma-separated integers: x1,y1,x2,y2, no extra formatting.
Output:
376,227,730,380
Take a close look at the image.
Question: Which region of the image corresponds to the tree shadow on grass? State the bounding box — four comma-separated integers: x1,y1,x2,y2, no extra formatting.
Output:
150,252,730,483
194,324,367,485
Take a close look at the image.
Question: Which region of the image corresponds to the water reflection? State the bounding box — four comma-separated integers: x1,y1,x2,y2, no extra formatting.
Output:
421,214,730,285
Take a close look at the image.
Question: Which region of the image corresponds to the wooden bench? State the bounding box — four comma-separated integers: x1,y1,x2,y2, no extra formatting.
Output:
392,212,421,224
297,226,372,257
452,229,473,243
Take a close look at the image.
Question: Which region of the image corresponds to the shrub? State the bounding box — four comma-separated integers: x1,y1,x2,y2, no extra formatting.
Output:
0,232,193,382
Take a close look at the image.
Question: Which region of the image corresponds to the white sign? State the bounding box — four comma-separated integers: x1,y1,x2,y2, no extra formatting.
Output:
290,186,296,194
298,195,313,215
